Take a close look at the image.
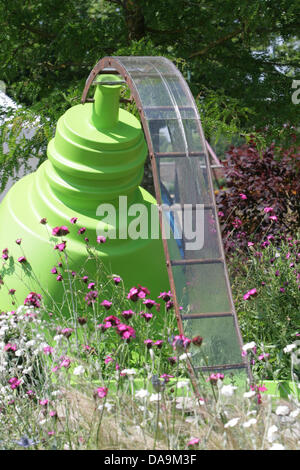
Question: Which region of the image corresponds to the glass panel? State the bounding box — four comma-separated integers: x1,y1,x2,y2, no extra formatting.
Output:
161,75,197,120
134,76,175,110
117,57,162,75
149,57,178,76
182,316,242,367
172,263,231,314
115,56,247,374
161,206,220,260
149,119,204,153
182,119,204,152
144,107,177,121
149,120,186,153
119,57,197,121
163,75,192,108
157,155,212,205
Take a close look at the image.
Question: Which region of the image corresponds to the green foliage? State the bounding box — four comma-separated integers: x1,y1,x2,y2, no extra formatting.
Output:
0,106,52,192
0,298,298,450
1,0,299,120
0,0,299,191
230,236,300,381
196,87,255,156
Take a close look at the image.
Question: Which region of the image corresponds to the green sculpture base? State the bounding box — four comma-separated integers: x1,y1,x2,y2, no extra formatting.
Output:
0,171,169,312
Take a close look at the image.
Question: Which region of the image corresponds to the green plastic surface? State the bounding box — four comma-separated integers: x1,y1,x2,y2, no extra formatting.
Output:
0,76,169,312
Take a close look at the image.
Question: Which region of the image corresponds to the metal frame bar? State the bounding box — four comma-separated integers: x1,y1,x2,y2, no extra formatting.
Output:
196,363,247,372
182,312,233,319
155,152,205,158
171,258,223,266
92,80,126,86
161,204,215,211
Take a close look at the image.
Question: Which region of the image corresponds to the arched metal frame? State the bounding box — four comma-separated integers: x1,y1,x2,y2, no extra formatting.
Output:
82,56,252,381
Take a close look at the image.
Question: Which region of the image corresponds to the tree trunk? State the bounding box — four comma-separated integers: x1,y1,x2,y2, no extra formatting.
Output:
123,0,145,41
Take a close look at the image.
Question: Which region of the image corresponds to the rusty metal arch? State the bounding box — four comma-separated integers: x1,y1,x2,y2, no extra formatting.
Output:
81,57,252,382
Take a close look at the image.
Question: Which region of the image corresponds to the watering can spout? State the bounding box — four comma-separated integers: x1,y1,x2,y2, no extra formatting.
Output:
91,74,122,130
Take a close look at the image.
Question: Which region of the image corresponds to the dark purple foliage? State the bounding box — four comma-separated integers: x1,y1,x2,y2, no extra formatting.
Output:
216,140,300,254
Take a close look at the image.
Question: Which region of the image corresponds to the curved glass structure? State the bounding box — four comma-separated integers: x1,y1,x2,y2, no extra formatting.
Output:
82,57,250,380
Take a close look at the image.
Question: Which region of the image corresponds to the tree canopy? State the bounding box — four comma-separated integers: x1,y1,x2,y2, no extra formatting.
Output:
0,0,299,175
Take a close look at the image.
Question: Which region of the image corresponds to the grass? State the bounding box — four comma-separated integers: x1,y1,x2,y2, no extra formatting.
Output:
0,227,299,450
0,279,299,449
230,234,300,382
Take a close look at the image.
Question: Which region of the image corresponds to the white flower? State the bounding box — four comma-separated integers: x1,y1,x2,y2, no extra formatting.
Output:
243,418,257,428
149,349,155,361
269,443,285,450
5,394,14,402
0,326,9,336
267,425,279,443
51,390,64,397
185,417,198,424
176,380,189,389
175,397,195,409
246,410,257,416
243,390,256,398
224,418,240,428
275,252,280,258
150,393,161,402
179,353,191,361
53,334,63,343
73,365,85,376
14,349,24,357
242,342,256,351
135,389,149,399
220,384,237,397
283,344,296,353
98,401,113,412
275,405,290,416
25,340,36,348
290,409,300,418
121,368,136,376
